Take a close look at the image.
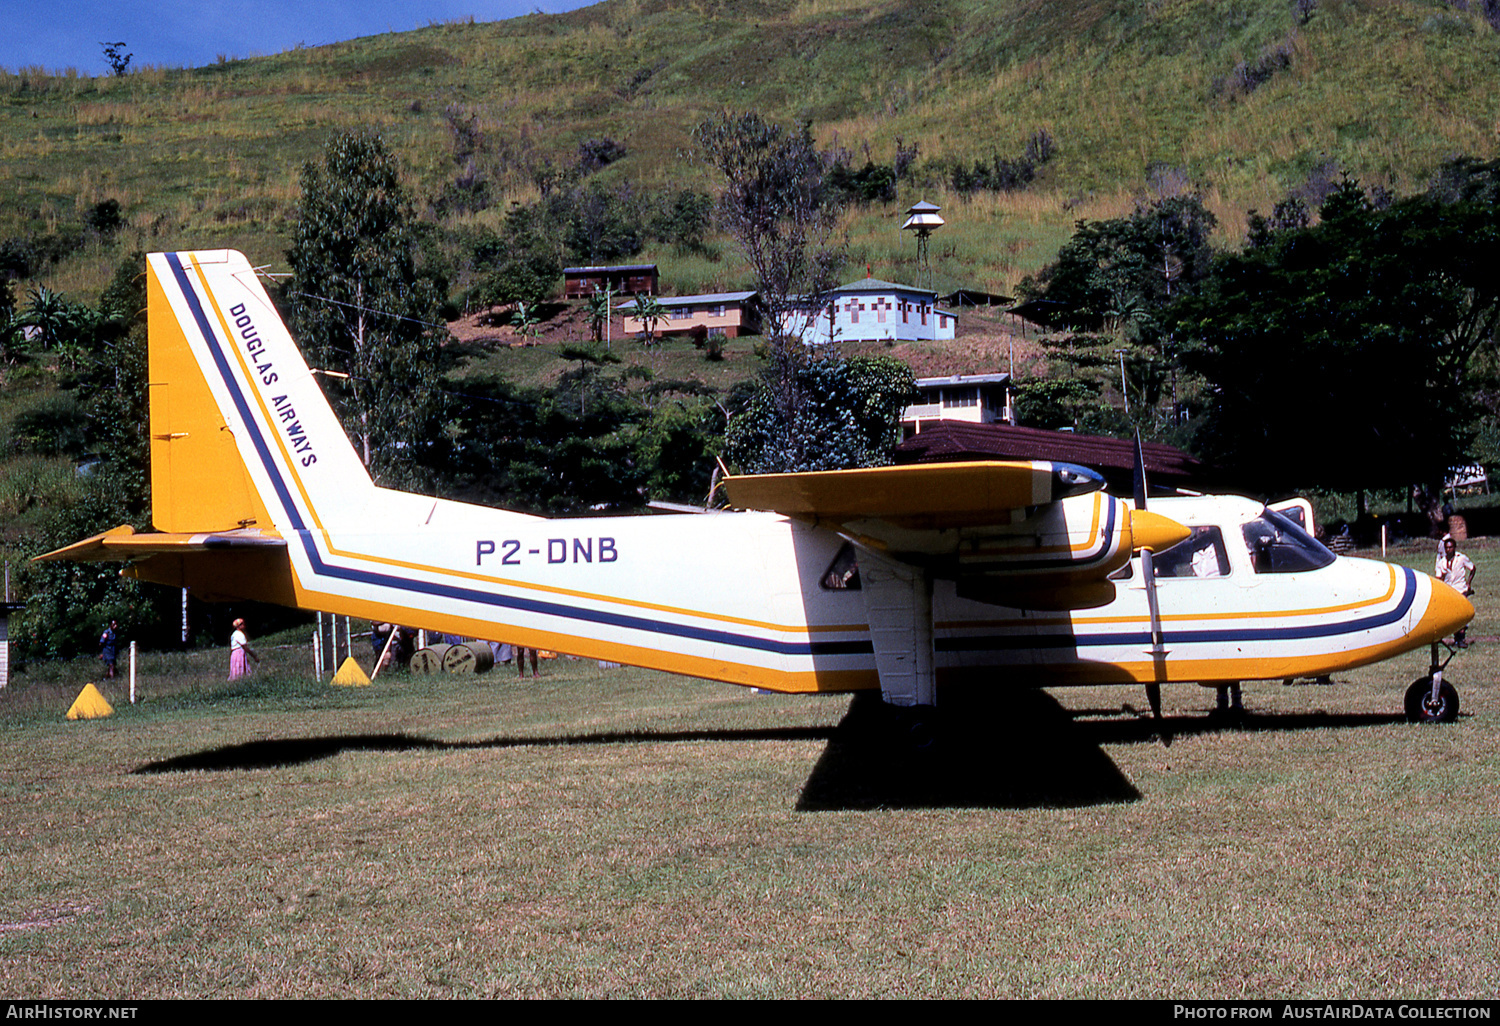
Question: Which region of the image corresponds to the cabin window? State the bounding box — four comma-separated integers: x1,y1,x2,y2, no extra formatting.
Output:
821,543,861,590
1152,527,1231,578
1242,510,1336,573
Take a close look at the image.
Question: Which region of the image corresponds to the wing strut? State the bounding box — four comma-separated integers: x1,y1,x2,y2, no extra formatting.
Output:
859,553,936,708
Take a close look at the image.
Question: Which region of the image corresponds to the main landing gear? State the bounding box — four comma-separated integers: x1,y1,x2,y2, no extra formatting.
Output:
1405,642,1461,723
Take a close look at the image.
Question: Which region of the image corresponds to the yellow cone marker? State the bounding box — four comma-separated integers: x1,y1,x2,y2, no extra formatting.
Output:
331,657,371,687
66,683,114,720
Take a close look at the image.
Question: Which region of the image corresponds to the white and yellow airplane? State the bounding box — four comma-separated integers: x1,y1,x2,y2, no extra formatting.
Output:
40,250,1474,726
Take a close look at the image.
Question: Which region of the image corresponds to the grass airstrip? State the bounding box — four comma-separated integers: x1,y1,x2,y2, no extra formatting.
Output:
2,537,1498,999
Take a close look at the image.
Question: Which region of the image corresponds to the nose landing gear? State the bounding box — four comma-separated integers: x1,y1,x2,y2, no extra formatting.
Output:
1405,642,1461,723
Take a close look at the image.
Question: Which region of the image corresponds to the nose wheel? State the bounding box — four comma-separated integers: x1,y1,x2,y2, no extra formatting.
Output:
1405,677,1459,722
1405,643,1461,723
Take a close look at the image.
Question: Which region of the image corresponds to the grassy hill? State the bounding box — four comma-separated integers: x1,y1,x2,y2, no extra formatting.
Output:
1,0,1497,302
1,0,1496,562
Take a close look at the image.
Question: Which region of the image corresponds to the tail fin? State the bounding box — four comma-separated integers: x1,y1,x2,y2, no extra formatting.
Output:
146,250,374,536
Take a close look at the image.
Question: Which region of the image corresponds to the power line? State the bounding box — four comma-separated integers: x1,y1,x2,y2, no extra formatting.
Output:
285,290,449,330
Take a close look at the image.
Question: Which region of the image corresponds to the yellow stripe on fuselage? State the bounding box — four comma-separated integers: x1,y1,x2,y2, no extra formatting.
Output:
937,563,1399,631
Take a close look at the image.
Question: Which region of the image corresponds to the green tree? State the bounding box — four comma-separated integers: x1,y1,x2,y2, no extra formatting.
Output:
100,41,132,77
725,356,917,474
1174,180,1500,495
0,280,25,369
1012,378,1109,432
565,181,643,263
472,204,561,312
1020,195,1218,337
286,133,447,487
696,111,847,472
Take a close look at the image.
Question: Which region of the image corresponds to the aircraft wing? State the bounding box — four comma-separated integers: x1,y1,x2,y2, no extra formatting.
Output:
35,525,287,563
721,459,1103,529
724,459,1187,604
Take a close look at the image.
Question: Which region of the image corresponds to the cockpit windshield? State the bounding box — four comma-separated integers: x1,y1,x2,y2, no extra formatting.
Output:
1242,508,1336,573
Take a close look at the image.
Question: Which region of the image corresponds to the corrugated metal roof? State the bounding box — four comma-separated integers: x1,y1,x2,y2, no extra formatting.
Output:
618,291,757,310
833,276,932,295
896,421,1211,490
915,373,1011,388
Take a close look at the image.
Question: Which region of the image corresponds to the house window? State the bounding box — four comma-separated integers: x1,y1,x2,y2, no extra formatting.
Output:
708,304,725,317
671,307,691,319
942,388,978,408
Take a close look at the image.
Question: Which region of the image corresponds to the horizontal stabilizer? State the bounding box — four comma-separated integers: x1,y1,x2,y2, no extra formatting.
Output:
35,525,286,564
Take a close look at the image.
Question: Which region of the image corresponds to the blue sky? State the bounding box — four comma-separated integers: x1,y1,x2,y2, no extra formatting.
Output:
0,1,596,76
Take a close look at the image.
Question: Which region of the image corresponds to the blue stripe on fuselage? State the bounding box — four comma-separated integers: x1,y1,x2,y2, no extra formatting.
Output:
937,567,1418,652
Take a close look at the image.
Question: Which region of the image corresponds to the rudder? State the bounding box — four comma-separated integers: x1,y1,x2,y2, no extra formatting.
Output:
147,254,272,533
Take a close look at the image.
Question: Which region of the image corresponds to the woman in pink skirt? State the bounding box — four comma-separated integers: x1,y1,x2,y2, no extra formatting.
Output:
229,617,260,679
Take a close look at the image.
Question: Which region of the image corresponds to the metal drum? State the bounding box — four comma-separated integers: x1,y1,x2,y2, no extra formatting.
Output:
409,644,450,674
442,642,495,674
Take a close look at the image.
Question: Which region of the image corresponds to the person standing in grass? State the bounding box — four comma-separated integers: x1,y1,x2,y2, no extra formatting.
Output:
1436,534,1477,648
98,620,118,679
229,617,260,679
515,644,538,679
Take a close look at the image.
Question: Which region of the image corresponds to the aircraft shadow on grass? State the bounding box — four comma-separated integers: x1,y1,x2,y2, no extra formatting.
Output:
132,690,1410,811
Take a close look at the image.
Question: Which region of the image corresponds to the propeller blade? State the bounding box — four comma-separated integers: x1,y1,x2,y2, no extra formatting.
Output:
1134,430,1168,730
1132,430,1149,510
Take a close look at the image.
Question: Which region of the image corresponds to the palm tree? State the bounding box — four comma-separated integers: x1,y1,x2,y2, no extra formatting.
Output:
586,286,615,347
25,286,69,350
632,292,666,347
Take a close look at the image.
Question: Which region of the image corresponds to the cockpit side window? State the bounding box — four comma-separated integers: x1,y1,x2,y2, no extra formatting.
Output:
1242,509,1336,573
1151,526,1231,578
821,543,862,590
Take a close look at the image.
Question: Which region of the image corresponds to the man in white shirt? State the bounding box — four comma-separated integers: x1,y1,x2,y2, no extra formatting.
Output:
1435,534,1476,647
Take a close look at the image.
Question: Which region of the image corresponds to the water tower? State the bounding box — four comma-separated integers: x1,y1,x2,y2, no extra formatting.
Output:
901,199,945,289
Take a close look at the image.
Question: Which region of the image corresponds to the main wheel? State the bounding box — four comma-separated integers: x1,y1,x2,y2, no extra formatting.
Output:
897,704,943,752
1405,677,1459,723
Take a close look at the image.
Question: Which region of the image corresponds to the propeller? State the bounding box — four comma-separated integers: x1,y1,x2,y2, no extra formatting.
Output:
1133,431,1168,727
